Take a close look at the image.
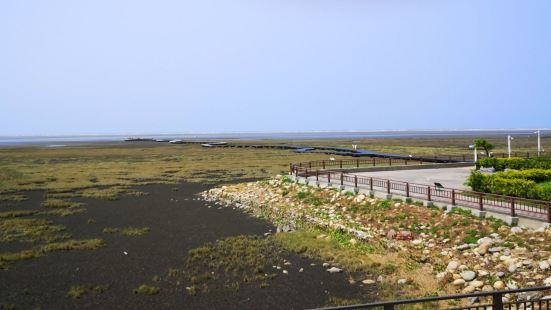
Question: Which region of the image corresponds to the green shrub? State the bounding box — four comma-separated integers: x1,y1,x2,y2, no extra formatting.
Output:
476,157,551,171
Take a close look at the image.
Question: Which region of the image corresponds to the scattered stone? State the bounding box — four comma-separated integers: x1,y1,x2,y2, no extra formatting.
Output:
349,238,358,246
282,270,288,274
508,264,517,273
377,275,384,282
477,243,490,255
362,279,376,285
327,267,342,273
506,280,518,290
461,271,476,281
467,296,479,305
511,227,523,234
477,237,493,245
457,244,470,251
496,272,505,278
488,247,502,253
396,231,413,240
544,276,551,286
299,268,304,273
471,280,484,288
482,285,494,292
386,229,397,240
478,270,489,277
462,286,476,294
493,281,505,290
397,279,407,285
446,261,460,272
539,261,550,271
322,263,330,268
453,279,465,286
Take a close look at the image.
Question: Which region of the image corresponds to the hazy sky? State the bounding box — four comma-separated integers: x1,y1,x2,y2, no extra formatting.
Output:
1,0,550,135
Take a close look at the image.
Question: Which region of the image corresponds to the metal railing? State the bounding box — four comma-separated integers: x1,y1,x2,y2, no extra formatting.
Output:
291,152,547,171
309,286,551,310
291,167,551,223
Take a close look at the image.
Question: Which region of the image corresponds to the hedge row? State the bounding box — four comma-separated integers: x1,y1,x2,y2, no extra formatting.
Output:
466,170,551,201
476,156,551,171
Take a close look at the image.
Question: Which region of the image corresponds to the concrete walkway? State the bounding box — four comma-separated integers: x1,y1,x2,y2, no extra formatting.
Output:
352,166,475,190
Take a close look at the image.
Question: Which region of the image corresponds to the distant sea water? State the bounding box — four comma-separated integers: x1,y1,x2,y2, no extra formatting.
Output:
0,130,548,146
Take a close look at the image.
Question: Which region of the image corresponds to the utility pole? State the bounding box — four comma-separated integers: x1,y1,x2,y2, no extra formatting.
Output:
508,135,514,158
535,130,541,156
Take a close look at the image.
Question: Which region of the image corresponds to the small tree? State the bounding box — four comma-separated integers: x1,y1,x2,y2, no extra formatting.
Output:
474,139,494,157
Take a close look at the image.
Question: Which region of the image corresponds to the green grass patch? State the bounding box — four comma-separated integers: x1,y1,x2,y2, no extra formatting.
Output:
41,198,84,209
0,210,37,219
0,218,69,243
103,227,150,236
133,284,160,295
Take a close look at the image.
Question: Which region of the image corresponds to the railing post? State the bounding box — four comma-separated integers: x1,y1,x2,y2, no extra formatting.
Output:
340,160,343,169
372,158,376,167
322,160,326,170
406,183,410,197
309,162,312,169
479,194,483,210
316,170,319,182
451,189,455,205
492,292,503,310
511,198,515,217
327,172,331,184
405,159,407,166
462,155,466,161
295,168,298,177
305,168,308,177
340,173,344,186
289,164,293,174
387,180,391,194
370,177,373,191
548,203,551,223
354,175,358,188
389,158,392,166
427,186,431,201
356,159,359,168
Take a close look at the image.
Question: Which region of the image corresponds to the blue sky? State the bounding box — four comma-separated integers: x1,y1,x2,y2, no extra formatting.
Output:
1,0,550,135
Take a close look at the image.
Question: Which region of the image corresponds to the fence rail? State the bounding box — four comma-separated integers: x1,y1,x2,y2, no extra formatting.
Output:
290,166,551,223
292,151,548,171
309,286,551,310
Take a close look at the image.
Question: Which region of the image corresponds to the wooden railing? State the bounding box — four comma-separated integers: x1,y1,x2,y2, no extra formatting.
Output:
291,166,551,223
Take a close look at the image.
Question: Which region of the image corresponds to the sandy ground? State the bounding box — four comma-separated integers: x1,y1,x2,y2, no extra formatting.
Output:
0,183,371,309
352,166,475,190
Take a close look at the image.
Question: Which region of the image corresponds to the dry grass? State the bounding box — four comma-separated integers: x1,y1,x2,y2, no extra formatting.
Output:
0,144,349,193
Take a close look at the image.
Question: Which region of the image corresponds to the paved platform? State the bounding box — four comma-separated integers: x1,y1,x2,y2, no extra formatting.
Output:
352,166,475,190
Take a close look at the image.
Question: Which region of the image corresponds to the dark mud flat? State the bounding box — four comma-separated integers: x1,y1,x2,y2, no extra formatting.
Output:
1,183,370,310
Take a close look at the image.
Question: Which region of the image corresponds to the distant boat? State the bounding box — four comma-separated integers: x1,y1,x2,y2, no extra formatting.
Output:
169,139,184,144
155,139,168,142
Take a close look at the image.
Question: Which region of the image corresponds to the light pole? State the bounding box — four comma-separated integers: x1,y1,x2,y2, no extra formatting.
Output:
469,144,477,162
507,135,514,158
535,130,541,156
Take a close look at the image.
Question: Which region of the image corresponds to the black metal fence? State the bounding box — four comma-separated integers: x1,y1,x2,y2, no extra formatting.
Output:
309,286,551,310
